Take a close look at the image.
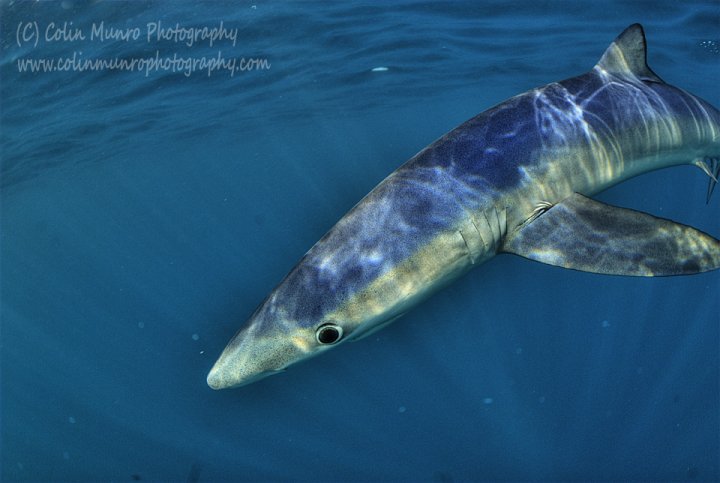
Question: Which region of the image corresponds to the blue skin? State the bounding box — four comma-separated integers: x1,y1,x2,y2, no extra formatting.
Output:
256,71,719,331
208,24,720,389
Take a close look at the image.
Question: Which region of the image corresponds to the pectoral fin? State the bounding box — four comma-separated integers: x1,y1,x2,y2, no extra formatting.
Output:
502,193,720,276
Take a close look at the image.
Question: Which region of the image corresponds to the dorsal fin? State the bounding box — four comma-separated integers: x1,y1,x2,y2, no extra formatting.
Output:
596,23,664,82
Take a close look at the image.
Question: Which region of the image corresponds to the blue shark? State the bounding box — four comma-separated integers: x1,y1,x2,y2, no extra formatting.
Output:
207,24,720,389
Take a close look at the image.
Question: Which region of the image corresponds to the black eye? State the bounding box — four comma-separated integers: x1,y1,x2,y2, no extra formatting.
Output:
316,324,343,344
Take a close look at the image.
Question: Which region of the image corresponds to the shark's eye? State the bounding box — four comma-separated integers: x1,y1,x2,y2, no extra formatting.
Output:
316,324,343,345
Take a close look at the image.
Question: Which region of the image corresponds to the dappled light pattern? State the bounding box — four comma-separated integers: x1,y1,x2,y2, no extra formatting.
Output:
209,24,720,390
504,193,720,275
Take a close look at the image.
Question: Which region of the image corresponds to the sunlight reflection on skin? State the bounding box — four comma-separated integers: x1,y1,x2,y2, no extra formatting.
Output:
207,25,720,390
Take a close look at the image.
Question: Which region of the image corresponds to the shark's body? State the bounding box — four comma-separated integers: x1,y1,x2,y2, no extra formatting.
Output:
208,24,720,390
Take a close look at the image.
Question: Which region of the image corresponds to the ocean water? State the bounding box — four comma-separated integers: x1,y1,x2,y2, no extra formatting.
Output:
1,1,719,481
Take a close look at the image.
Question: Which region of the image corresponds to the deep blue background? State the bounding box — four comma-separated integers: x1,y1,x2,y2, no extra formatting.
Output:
1,1,718,481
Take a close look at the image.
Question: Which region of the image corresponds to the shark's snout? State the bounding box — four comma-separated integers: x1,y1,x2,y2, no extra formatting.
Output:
206,318,309,390
206,359,281,390
206,343,284,389
206,364,225,390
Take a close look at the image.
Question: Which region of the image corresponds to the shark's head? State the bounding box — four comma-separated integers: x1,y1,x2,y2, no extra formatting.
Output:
206,174,475,389
205,223,404,390
206,289,348,389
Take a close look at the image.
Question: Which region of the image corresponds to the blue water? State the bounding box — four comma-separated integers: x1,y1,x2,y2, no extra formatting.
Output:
1,1,719,481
